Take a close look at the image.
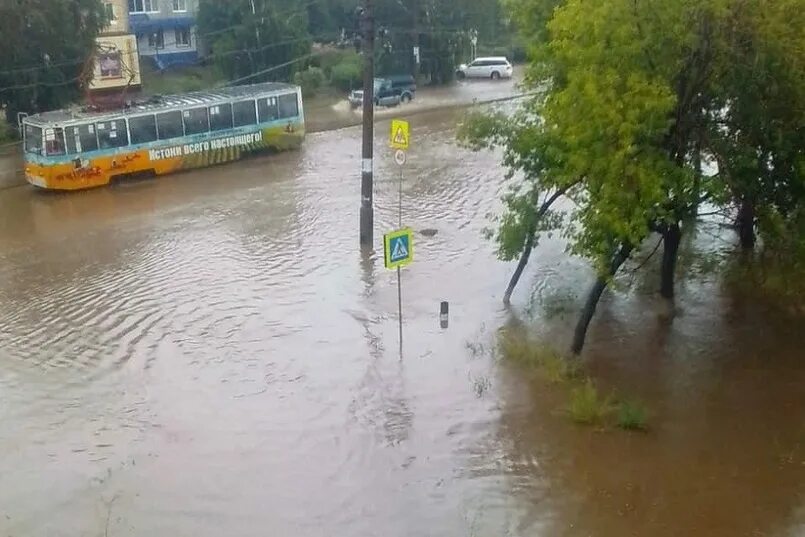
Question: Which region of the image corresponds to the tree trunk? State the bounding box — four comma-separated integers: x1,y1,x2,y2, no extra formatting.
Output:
660,222,682,300
571,244,633,355
503,229,535,306
737,197,755,249
501,186,571,306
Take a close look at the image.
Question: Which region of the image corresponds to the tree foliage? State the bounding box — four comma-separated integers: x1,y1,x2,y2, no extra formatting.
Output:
0,0,106,123
197,0,312,82
460,0,805,352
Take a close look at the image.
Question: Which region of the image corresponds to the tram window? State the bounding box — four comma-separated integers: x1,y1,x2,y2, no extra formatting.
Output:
129,115,158,144
209,104,233,131
258,96,278,123
232,100,257,127
96,119,129,149
24,125,42,155
183,107,209,135
278,93,299,119
65,124,99,154
44,128,66,156
157,111,184,140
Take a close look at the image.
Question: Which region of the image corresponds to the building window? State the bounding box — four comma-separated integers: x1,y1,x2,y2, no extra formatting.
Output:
99,52,123,79
129,0,157,13
172,0,187,12
104,2,117,23
148,30,164,49
175,28,191,47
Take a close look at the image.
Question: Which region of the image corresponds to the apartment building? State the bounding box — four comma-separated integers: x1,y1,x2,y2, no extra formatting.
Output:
89,0,142,93
128,0,201,69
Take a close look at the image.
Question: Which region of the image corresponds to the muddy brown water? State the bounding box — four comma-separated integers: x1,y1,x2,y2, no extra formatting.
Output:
0,104,803,537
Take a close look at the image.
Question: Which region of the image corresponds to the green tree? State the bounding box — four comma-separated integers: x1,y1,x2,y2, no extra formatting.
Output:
198,0,312,83
0,0,106,123
460,0,804,354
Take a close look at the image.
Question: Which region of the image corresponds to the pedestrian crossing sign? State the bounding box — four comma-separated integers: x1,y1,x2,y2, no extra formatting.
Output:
384,228,414,269
390,119,410,150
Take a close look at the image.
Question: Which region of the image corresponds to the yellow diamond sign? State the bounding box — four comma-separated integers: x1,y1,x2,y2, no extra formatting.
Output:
390,119,409,150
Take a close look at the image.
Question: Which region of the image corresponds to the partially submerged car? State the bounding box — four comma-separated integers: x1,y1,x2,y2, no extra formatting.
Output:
348,78,405,108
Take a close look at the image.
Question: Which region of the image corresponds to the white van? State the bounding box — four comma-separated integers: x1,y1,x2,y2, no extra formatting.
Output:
456,57,514,80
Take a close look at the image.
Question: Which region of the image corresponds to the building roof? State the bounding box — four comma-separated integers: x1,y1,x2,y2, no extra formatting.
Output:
25,82,299,127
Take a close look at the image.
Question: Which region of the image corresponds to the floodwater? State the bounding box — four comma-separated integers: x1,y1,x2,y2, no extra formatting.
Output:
0,102,803,537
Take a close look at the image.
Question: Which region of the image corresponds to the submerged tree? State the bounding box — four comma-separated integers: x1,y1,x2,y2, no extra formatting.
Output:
0,0,106,123
460,0,804,354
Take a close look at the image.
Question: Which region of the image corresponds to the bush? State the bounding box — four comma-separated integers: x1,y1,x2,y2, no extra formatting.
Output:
293,66,326,97
315,49,359,77
567,379,614,425
616,400,649,431
0,116,15,143
329,55,362,92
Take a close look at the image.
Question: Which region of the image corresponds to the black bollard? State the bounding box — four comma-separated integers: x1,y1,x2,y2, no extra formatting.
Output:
440,301,449,329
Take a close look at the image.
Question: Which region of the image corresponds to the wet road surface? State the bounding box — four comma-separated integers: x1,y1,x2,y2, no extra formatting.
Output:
0,101,803,536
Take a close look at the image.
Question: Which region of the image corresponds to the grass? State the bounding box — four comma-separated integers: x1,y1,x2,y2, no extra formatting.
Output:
616,399,650,431
541,350,583,384
498,328,650,431
566,379,614,425
497,329,580,383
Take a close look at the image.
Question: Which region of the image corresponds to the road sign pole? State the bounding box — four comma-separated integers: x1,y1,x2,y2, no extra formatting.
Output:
397,265,403,357
387,119,411,357
397,160,403,356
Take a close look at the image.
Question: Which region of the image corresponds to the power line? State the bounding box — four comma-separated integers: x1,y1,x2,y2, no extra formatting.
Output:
0,75,86,94
219,50,326,87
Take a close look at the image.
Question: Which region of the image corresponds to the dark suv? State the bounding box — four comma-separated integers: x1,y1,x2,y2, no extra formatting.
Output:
385,74,417,102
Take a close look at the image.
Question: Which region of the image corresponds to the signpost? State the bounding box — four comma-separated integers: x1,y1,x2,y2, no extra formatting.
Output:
383,228,414,269
390,119,409,150
387,119,411,356
394,149,406,166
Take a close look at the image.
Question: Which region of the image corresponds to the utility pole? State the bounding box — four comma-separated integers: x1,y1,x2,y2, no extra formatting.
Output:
411,0,419,78
359,0,375,248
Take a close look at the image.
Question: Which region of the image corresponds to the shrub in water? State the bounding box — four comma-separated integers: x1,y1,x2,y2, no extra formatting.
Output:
567,379,613,425
616,400,649,431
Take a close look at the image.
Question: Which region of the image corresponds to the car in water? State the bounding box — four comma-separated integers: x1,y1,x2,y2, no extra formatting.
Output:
385,74,416,102
348,78,403,109
455,57,514,80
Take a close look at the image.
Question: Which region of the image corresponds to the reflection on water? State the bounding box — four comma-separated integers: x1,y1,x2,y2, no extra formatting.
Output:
0,107,803,537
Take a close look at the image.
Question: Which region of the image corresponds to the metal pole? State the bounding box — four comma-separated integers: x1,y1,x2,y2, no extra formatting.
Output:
397,266,403,356
397,163,403,356
359,0,375,248
411,0,419,78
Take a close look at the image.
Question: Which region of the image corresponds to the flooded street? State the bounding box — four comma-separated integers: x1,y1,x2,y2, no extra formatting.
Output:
0,103,803,536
